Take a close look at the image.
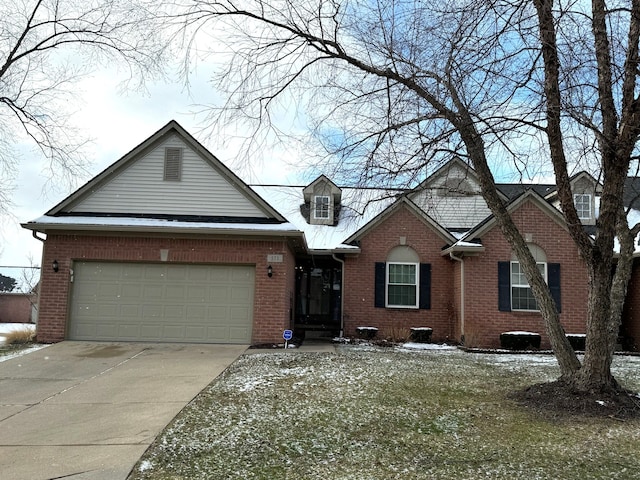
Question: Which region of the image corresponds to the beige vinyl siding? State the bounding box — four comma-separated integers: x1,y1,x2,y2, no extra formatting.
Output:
68,262,254,343
68,134,268,218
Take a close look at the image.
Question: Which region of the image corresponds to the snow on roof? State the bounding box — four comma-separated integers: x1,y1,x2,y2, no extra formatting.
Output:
251,185,395,251
24,215,301,234
613,208,640,255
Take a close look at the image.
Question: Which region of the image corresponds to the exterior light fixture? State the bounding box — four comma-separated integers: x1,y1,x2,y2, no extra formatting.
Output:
52,260,59,272
267,265,273,277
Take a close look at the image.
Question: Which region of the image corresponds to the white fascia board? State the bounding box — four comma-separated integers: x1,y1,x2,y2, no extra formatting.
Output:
22,216,303,237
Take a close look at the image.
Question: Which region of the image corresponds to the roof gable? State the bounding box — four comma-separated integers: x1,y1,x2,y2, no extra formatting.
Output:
462,189,569,241
407,158,501,229
345,196,456,245
47,121,285,221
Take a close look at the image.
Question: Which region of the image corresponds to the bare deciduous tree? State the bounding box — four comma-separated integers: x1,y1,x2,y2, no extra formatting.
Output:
160,0,640,393
0,0,167,213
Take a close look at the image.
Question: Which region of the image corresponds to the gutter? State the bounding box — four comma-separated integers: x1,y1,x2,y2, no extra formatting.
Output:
448,252,465,342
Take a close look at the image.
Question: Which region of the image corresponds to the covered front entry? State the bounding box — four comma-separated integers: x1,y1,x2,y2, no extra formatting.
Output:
68,261,255,343
294,258,342,337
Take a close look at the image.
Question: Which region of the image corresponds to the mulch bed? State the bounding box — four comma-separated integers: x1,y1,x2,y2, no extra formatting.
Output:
511,380,640,420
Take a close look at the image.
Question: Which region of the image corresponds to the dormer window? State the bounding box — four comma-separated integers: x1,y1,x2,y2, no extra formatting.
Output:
574,194,591,220
164,147,183,181
314,196,330,219
303,175,342,226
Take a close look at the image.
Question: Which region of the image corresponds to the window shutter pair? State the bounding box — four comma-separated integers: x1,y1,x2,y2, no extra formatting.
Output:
497,261,561,312
374,262,431,309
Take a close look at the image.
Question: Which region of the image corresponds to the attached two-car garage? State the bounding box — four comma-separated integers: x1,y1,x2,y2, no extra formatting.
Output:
67,262,255,343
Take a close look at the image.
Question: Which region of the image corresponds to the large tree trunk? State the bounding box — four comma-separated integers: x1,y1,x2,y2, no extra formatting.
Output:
577,265,618,391
461,129,582,378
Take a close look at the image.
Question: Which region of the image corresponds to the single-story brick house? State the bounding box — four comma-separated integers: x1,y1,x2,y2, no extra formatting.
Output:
21,120,640,349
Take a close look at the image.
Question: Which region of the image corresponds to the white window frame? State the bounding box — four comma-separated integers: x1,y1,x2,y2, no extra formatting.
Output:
573,194,591,220
386,262,419,309
511,261,547,312
313,195,330,219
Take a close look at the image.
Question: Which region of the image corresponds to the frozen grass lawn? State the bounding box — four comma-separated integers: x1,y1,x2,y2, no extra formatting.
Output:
129,347,640,480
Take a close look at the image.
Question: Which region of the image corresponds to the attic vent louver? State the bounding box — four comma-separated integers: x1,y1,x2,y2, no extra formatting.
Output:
164,147,183,181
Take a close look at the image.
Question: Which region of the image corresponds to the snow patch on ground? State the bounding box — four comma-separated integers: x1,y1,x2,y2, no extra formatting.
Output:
399,342,458,351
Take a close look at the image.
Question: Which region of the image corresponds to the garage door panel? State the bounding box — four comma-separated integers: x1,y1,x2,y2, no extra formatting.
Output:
187,267,210,282
210,287,230,302
121,284,143,299
69,262,254,343
98,304,119,317
143,285,164,299
164,305,184,319
231,287,252,303
230,306,251,322
117,324,142,339
229,327,250,342
122,265,143,279
231,268,252,281
167,266,188,280
95,323,119,338
165,286,186,300
186,304,207,320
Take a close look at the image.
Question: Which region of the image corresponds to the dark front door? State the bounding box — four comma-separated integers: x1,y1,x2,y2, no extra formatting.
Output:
295,260,341,335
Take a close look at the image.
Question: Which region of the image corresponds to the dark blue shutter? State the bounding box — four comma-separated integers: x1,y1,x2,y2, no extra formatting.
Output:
374,262,386,308
419,263,431,310
498,262,511,312
548,263,561,313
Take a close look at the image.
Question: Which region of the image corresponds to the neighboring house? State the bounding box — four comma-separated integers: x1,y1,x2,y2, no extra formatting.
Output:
21,121,640,349
0,292,36,324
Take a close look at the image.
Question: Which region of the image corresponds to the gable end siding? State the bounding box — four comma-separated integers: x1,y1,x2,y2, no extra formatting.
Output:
66,134,269,218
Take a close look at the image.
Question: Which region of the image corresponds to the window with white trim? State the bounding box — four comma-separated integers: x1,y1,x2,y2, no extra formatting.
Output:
573,194,591,220
511,261,547,311
314,195,330,219
387,262,419,308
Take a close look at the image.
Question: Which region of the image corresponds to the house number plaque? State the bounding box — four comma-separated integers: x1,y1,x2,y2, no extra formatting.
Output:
267,254,283,263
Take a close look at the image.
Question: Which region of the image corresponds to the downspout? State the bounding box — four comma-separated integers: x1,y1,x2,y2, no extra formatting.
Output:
449,252,465,343
332,253,345,337
31,230,46,326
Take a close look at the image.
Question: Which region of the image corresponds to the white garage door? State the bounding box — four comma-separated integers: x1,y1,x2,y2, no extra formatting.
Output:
68,262,254,343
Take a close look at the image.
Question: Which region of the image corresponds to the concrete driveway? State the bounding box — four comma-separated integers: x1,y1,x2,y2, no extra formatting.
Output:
0,341,247,480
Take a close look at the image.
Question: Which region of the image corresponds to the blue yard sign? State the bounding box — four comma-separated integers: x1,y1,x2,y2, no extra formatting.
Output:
283,329,293,341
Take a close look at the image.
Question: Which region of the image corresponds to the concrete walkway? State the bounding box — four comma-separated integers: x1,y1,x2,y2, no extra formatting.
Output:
0,341,247,480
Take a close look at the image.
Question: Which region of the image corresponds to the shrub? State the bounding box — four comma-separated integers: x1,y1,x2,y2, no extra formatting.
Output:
4,327,35,345
500,331,541,350
382,325,411,343
462,325,481,348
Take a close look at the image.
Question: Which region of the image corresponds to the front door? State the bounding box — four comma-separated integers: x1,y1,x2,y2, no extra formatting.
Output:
295,260,341,336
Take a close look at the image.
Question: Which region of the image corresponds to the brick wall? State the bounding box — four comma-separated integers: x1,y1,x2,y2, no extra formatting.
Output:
622,259,640,351
342,199,589,349
463,200,589,349
0,293,35,323
343,205,455,342
38,233,295,344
